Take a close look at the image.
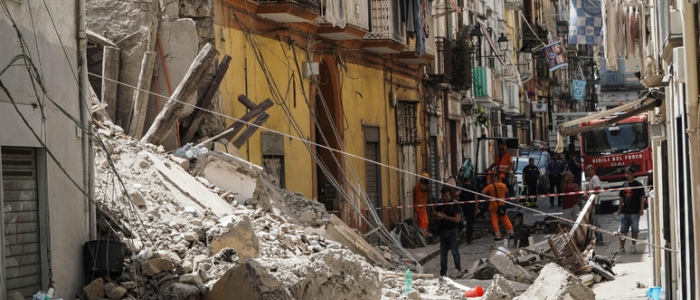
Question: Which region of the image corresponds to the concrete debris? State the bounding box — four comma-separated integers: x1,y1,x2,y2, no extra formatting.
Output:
514,263,596,300
89,122,479,299
205,249,382,300
82,278,105,300
481,274,516,300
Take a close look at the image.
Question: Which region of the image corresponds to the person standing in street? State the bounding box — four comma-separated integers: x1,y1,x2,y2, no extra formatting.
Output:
481,174,514,240
560,171,581,221
522,157,541,207
459,176,478,244
546,153,566,207
487,141,513,183
414,172,431,235
434,187,462,276
565,152,583,187
616,167,646,254
585,165,604,244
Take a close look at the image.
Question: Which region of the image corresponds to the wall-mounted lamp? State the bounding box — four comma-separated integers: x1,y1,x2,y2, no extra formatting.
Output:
469,24,483,66
497,33,510,53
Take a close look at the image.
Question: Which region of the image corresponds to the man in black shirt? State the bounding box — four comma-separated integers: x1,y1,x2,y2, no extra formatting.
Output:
616,167,646,254
459,176,478,244
522,157,541,208
434,187,462,276
565,152,583,187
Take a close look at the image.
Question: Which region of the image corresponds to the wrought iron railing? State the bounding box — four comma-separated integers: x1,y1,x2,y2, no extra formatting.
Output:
365,0,405,44
258,0,321,13
316,0,369,30
427,37,452,78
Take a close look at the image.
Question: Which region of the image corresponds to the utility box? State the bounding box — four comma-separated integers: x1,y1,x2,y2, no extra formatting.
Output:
303,62,319,77
673,47,685,83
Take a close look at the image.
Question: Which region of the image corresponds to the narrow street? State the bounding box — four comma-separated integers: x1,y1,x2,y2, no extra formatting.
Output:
412,196,654,299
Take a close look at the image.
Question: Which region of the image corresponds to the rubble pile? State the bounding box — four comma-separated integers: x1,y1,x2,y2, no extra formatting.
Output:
88,124,470,299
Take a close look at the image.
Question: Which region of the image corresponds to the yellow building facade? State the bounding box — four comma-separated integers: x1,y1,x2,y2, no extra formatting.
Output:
214,0,426,230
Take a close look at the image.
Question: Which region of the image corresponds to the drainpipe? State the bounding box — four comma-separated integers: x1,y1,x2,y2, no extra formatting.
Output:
680,0,699,295
77,0,95,240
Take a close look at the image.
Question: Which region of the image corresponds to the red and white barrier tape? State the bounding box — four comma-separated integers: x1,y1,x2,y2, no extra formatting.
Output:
327,185,645,213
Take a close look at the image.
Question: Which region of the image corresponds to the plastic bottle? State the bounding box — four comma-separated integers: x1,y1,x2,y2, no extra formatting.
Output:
404,268,412,295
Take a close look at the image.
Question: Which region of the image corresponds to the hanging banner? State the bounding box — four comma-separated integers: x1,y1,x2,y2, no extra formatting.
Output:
542,41,568,72
569,0,603,45
572,79,587,101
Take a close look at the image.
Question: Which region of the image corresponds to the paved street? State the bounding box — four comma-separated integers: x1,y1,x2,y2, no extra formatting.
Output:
409,195,655,298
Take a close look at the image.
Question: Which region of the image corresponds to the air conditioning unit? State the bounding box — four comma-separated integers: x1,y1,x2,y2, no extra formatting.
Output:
673,47,685,83
670,9,682,36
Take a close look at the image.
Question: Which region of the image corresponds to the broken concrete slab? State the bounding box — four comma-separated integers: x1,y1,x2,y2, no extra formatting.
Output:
147,152,234,217
514,263,596,300
208,215,260,261
325,214,391,269
203,249,381,300
191,151,263,203
481,274,516,300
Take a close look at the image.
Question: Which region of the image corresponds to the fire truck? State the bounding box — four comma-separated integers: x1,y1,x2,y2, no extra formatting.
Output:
578,113,652,212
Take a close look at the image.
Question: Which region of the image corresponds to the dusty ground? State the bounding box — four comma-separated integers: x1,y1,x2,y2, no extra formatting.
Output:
419,196,654,299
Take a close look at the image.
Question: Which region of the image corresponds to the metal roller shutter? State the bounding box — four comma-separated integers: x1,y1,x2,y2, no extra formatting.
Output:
2,147,41,296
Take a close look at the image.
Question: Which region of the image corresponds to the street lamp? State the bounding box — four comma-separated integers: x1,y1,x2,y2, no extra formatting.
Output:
469,24,483,66
497,33,510,54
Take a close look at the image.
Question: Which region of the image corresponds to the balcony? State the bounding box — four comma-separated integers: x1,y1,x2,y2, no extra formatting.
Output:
362,0,406,54
316,0,369,40
473,67,501,108
257,0,321,23
426,37,452,83
397,36,435,65
599,58,625,86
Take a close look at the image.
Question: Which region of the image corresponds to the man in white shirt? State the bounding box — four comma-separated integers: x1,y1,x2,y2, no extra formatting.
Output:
585,165,604,244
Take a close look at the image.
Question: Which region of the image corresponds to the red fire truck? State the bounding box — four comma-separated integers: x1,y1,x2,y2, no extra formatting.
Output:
579,113,651,211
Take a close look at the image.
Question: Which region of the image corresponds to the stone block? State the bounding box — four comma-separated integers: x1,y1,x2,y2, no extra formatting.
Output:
121,281,137,290
169,154,191,170
141,258,175,276
180,0,211,17
129,190,147,207
83,278,105,300
105,282,128,300
208,215,260,261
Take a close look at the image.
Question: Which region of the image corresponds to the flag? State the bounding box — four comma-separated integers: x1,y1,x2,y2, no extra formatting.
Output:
542,41,568,72
569,0,603,45
572,79,587,100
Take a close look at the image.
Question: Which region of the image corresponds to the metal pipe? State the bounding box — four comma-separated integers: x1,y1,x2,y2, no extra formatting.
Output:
679,0,700,296
76,0,95,239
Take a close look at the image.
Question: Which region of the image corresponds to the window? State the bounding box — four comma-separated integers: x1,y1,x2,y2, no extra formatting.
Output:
396,101,420,144
261,133,285,189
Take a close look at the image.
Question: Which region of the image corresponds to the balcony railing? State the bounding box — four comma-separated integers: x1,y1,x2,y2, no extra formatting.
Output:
365,0,405,44
427,37,452,80
258,0,321,12
316,0,369,30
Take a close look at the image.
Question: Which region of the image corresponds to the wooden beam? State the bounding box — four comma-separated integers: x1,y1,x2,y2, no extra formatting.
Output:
101,46,120,121
182,55,232,144
220,98,274,141
141,43,219,145
237,93,258,110
232,113,269,148
128,51,156,138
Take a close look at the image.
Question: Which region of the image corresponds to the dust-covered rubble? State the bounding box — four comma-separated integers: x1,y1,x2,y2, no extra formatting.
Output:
89,124,485,299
